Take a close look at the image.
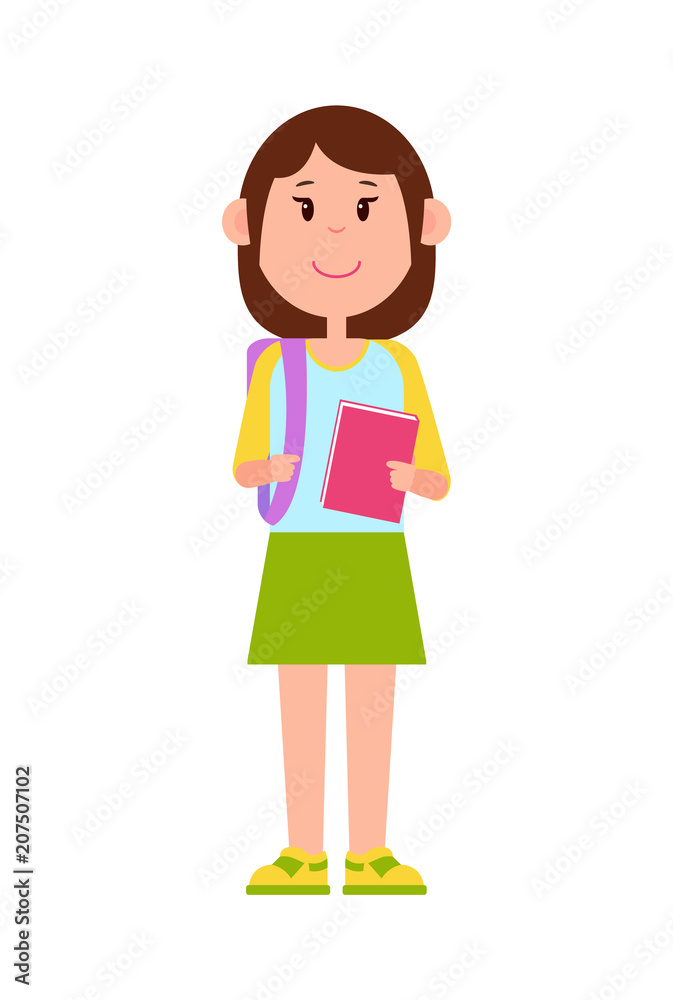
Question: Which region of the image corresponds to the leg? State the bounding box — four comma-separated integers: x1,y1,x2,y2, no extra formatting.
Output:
345,664,396,855
278,664,327,855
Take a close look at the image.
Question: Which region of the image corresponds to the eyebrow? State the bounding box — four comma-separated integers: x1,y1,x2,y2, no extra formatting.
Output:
295,179,378,187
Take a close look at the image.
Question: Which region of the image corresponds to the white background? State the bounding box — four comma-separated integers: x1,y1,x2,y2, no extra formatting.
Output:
2,1,673,998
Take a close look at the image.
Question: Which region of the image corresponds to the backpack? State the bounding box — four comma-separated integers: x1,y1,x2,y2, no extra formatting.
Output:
246,338,307,525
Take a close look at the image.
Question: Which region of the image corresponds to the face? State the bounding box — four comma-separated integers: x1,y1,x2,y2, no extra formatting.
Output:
258,145,412,319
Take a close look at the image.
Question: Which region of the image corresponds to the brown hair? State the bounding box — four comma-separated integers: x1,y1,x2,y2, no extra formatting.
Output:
238,106,435,339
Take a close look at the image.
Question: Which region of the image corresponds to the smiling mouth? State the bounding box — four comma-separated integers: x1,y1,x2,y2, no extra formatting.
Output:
312,260,362,279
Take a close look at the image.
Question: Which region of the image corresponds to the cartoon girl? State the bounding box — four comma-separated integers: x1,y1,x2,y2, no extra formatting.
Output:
223,106,451,894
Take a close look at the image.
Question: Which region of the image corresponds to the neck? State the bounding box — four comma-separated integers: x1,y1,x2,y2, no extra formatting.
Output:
308,315,365,366
325,315,347,340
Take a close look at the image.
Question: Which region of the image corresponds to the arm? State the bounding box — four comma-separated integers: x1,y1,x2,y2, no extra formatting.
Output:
235,455,300,488
378,341,450,500
387,460,448,500
232,342,301,487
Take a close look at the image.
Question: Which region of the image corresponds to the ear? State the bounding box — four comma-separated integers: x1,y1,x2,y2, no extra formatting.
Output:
420,198,451,246
222,198,250,246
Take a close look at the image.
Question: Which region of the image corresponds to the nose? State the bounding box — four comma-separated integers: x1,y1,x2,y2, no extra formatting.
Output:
328,225,346,233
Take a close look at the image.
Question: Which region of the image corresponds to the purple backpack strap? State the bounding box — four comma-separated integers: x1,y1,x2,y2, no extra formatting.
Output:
245,338,307,526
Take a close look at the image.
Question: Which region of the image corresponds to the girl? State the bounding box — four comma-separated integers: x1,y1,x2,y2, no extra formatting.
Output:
223,106,451,894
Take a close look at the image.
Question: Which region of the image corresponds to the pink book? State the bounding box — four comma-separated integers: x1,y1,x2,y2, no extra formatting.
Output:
320,400,419,523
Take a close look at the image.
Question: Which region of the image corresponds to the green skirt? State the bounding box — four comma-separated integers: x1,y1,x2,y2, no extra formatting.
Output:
248,532,425,665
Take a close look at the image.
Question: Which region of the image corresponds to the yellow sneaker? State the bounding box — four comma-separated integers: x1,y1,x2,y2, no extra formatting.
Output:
246,847,330,894
343,847,426,894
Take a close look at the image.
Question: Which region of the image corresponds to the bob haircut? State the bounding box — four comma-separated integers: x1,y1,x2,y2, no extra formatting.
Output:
238,105,436,339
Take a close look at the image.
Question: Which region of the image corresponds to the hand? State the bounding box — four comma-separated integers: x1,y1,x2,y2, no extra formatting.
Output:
268,454,301,483
386,459,416,492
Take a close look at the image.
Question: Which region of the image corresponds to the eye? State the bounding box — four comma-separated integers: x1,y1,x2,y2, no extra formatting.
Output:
357,196,378,221
292,196,314,221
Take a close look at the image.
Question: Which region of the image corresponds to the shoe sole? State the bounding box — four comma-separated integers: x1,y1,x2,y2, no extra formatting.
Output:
342,885,427,894
246,885,331,895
